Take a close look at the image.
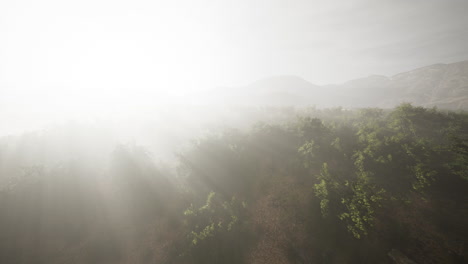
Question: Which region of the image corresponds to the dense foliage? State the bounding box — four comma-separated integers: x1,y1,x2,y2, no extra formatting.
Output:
0,104,466,263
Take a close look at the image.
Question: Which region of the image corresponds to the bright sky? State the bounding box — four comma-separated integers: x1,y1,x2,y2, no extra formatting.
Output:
1,0,468,130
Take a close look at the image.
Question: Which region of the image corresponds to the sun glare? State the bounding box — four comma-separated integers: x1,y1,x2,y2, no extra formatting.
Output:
1,2,242,123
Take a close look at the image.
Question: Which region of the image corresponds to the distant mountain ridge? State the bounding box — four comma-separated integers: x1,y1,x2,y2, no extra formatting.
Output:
214,60,468,109
328,60,468,109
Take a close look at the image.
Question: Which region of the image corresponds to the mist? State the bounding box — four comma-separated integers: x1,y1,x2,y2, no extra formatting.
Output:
1,1,467,263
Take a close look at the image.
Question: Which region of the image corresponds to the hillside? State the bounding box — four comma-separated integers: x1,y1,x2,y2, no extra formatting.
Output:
211,61,468,110
329,60,468,109
0,104,467,263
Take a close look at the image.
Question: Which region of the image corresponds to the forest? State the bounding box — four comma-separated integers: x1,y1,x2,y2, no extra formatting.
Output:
0,103,467,263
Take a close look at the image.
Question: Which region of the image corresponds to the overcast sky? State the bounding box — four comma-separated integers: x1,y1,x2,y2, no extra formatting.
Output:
1,0,468,129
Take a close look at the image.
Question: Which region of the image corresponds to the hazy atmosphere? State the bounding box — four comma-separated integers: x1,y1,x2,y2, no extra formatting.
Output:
2,0,468,133
0,1,467,263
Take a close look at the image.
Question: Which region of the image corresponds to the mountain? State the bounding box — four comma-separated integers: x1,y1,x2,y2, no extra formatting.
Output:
328,60,468,109
228,75,322,106
387,61,468,109
208,60,468,109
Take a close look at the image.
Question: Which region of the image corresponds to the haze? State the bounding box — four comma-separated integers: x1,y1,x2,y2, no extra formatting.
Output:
1,0,468,133
1,1,468,263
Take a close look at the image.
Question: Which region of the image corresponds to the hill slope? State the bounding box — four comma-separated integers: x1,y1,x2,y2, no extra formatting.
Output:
214,60,468,109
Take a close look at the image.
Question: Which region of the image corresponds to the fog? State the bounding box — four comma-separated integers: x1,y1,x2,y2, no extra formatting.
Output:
2,0,468,134
1,1,467,263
